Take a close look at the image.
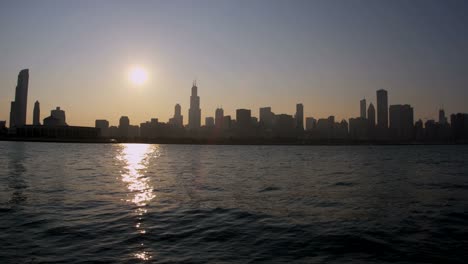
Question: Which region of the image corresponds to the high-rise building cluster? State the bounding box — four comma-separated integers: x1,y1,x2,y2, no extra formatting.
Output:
95,82,468,143
1,69,99,138
1,69,467,142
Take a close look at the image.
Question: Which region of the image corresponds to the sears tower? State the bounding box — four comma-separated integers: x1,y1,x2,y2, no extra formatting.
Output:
188,80,201,130
10,69,29,128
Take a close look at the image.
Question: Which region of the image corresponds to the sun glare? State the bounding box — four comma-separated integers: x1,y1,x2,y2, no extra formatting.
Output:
129,67,148,85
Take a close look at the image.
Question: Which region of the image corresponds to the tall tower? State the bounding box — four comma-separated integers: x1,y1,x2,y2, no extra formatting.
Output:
295,103,304,130
215,108,224,129
368,103,376,128
376,89,388,129
11,69,29,127
188,80,201,130
33,100,40,125
360,99,366,119
439,109,447,124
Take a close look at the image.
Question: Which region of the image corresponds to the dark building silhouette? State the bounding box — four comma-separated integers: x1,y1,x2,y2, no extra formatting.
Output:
415,119,424,141
223,115,232,130
169,104,183,128
188,81,201,130
215,108,224,129
451,113,468,141
205,117,215,127
236,109,252,130
360,99,366,119
389,104,414,140
295,103,304,130
368,103,376,128
95,119,110,137
16,125,99,139
119,116,130,137
9,101,15,128
259,107,274,129
305,117,316,131
274,114,295,137
0,121,6,135
439,109,447,125
349,117,368,140
10,69,29,128
33,101,40,126
44,107,67,126
377,89,388,129
51,107,67,125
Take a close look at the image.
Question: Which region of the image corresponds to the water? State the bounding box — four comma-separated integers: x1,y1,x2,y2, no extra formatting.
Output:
0,141,467,263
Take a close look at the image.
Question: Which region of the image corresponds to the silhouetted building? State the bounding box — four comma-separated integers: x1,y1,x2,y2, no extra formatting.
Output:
439,109,447,125
51,107,67,125
16,125,99,139
368,103,376,128
236,109,252,130
95,119,110,137
251,117,258,126
274,114,295,137
44,107,67,126
10,69,29,128
215,108,224,129
119,116,130,137
169,104,183,128
360,99,366,119
9,101,15,128
0,121,6,135
259,107,275,129
389,104,414,140
295,103,304,130
223,115,232,130
33,101,40,126
335,119,349,139
377,89,388,129
305,117,316,131
188,81,201,130
424,120,437,141
415,119,424,141
205,117,215,127
451,113,468,141
349,117,368,140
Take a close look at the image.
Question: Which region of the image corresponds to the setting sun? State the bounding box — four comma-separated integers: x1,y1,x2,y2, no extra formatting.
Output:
129,67,148,85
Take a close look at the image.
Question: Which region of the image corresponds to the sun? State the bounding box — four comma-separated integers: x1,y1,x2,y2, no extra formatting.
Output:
129,67,148,85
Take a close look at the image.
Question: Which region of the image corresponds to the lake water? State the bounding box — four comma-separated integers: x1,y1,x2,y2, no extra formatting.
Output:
0,141,467,263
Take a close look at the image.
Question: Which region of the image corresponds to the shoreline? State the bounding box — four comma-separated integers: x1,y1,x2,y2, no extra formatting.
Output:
0,137,466,146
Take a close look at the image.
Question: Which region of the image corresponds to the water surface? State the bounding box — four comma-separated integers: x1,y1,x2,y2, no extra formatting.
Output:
0,142,467,263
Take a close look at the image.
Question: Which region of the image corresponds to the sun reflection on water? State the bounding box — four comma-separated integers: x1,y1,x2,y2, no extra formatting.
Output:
117,143,158,261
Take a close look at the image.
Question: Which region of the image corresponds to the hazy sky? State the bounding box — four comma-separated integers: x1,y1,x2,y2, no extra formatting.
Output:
1,0,467,126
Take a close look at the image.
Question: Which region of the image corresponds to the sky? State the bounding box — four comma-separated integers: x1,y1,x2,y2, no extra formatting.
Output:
0,0,467,127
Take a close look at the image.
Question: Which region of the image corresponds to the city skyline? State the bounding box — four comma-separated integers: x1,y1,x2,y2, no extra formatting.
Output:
1,1,467,126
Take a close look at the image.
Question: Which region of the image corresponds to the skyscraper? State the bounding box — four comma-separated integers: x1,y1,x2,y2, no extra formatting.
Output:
389,104,414,140
305,117,317,131
439,109,447,124
205,117,215,127
169,104,183,127
215,108,224,129
188,81,201,130
295,103,304,130
259,107,274,129
236,109,251,130
33,100,40,125
360,99,366,119
377,89,388,129
368,103,376,128
9,101,15,128
119,116,130,137
10,69,29,127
